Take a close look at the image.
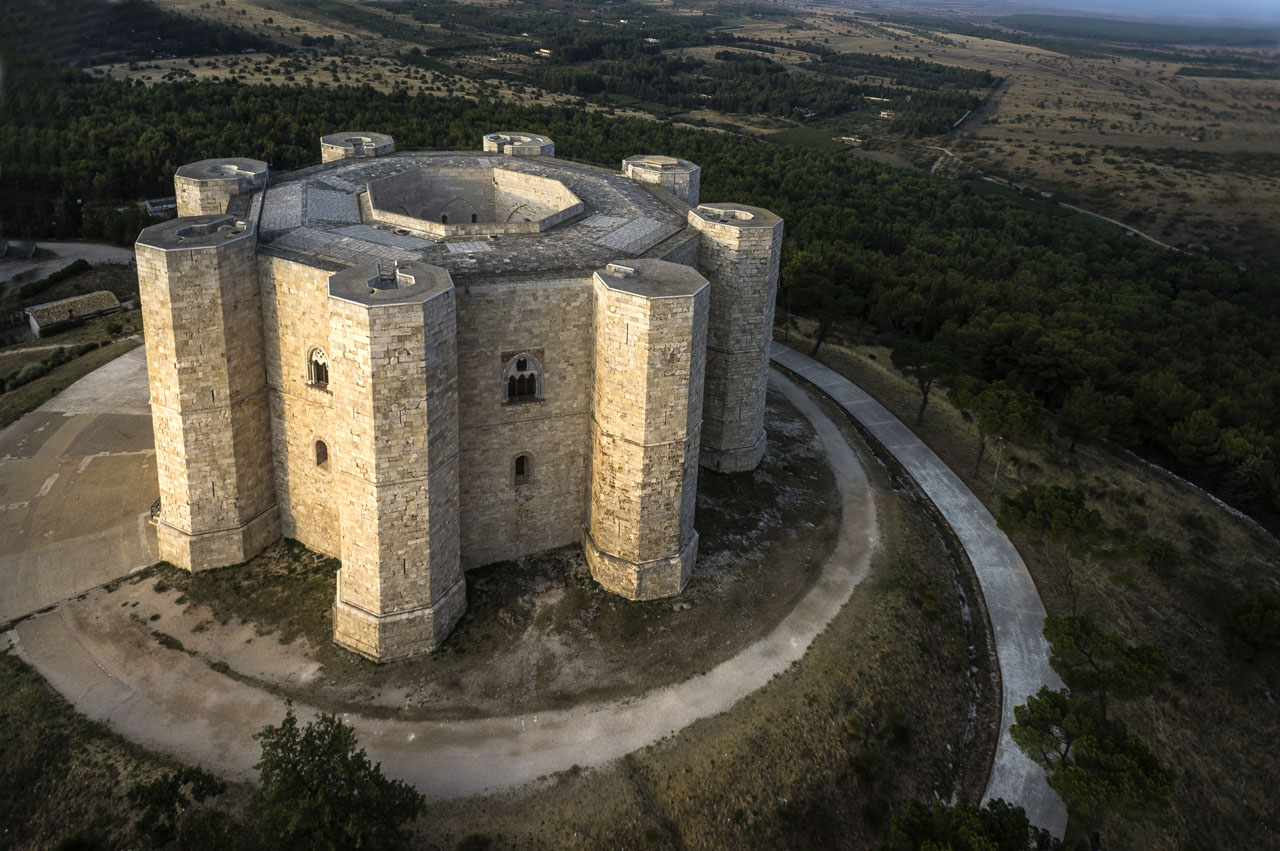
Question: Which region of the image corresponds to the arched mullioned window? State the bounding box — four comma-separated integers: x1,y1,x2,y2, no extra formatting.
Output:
513,453,531,486
502,352,542,403
315,439,329,468
308,348,329,388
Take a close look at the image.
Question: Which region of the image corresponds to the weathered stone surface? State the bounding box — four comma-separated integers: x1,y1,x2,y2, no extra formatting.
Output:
136,139,782,659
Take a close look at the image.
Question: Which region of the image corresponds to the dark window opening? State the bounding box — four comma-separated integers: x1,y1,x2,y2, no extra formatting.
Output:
471,213,478,223
315,440,329,468
514,453,530,485
309,350,329,387
441,214,448,224
515,455,526,476
503,353,541,403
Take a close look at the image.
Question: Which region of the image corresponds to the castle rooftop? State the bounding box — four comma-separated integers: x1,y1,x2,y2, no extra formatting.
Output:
252,151,691,281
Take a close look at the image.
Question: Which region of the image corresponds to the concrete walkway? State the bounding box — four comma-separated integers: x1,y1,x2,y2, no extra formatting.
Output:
0,346,157,624
771,344,1067,836
11,371,883,800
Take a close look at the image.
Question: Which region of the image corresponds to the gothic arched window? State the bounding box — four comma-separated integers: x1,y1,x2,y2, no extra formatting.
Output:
308,348,329,388
502,352,542,403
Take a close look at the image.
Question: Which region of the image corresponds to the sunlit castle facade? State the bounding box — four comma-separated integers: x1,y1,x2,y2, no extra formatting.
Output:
135,131,782,660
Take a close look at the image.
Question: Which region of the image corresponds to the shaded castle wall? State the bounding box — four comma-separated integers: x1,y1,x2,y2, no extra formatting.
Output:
258,255,340,557
453,277,594,568
689,205,783,473
586,262,708,600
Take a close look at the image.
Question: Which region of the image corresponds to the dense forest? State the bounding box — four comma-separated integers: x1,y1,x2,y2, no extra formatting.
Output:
1,50,1277,524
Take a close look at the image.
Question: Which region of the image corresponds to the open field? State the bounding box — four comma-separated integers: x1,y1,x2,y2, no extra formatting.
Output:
722,7,1280,263
779,317,1280,848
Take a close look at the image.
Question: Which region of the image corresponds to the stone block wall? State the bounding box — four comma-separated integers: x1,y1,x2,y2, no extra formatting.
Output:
453,277,594,568
258,256,340,556
329,286,464,659
688,204,783,472
136,218,278,570
587,262,708,599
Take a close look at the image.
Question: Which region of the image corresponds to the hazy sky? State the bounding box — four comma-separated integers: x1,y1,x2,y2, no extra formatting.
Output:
1024,0,1280,25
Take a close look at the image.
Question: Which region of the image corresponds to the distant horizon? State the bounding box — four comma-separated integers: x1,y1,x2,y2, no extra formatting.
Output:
1017,0,1280,26
872,0,1280,27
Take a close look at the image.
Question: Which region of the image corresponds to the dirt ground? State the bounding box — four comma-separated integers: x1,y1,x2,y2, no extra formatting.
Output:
103,388,844,721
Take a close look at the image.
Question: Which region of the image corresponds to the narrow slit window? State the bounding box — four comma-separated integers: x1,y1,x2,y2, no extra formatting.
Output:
514,453,530,486
441,213,448,224
315,440,329,468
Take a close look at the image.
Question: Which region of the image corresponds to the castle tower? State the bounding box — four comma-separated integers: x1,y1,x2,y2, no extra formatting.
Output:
135,214,279,570
586,260,709,600
173,158,268,217
482,132,554,157
688,203,784,473
327,261,465,661
622,155,701,207
320,132,395,163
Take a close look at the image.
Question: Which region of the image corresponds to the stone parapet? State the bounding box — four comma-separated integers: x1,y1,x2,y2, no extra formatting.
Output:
174,159,268,217
320,132,395,163
482,132,554,157
622,155,701,207
688,203,783,473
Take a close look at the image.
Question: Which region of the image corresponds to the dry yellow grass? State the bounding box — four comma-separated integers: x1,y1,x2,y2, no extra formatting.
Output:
778,318,1280,847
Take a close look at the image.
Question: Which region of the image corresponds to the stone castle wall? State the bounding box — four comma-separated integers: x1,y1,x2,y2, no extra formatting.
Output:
330,287,463,660
257,255,340,557
139,136,783,660
136,218,278,570
586,263,708,599
689,206,783,473
454,277,595,568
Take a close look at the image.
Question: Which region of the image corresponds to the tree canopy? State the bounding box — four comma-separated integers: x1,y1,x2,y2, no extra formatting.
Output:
251,706,425,851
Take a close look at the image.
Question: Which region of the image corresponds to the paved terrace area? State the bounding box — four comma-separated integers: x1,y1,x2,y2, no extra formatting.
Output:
771,344,1067,837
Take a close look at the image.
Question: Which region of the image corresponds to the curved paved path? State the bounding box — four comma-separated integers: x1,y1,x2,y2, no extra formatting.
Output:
771,344,1067,836
11,371,882,800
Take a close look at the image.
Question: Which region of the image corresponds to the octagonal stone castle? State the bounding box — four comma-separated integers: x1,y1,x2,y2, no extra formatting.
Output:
135,132,782,661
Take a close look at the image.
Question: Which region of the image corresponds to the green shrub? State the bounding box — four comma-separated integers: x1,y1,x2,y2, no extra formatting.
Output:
11,362,50,388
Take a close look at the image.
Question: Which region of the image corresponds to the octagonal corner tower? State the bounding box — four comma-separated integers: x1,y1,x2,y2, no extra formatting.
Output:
136,131,782,659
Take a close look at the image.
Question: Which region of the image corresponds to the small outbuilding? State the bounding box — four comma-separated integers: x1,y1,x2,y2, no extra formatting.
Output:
25,290,121,338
